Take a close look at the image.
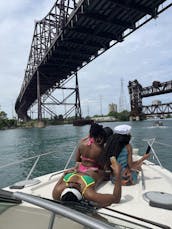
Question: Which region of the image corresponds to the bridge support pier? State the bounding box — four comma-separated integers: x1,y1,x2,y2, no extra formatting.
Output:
75,72,82,120
31,71,82,121
37,70,42,121
36,70,45,127
129,116,141,121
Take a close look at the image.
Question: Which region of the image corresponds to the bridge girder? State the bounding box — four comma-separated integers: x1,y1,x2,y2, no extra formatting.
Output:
143,103,172,115
15,0,172,120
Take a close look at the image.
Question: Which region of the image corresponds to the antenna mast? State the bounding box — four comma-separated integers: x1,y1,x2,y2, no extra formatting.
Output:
119,78,127,112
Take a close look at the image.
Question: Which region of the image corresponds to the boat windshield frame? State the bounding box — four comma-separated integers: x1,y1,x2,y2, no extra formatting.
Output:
10,191,167,229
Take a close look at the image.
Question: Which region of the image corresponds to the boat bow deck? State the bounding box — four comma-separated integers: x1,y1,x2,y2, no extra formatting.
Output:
1,156,172,229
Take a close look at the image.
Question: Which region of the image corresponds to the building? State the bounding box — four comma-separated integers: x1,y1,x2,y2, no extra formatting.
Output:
152,100,161,105
92,116,116,122
108,103,117,113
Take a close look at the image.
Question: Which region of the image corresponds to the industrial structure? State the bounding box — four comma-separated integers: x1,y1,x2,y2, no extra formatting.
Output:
128,80,172,120
14,0,172,122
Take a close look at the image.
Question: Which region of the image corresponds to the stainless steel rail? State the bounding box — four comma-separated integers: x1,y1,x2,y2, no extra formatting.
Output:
13,192,114,229
143,138,163,167
1,138,170,186
0,145,76,182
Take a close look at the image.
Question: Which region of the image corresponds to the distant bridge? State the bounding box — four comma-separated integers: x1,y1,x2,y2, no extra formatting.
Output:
128,80,172,120
15,0,172,121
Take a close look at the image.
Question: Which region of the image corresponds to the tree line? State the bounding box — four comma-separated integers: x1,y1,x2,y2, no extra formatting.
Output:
0,108,131,129
0,110,17,130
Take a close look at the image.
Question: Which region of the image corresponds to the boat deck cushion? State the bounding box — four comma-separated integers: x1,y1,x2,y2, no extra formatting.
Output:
143,191,172,210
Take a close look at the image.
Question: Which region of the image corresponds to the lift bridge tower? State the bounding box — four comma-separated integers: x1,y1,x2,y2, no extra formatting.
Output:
128,80,143,120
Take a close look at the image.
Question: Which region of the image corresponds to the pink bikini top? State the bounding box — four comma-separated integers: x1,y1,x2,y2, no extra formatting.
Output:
87,137,94,146
80,137,97,163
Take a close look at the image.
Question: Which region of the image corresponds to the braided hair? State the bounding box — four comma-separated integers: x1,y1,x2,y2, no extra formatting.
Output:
89,123,106,145
104,133,131,167
103,127,113,141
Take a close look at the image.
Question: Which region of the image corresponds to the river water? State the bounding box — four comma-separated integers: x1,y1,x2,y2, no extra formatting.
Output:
0,120,172,188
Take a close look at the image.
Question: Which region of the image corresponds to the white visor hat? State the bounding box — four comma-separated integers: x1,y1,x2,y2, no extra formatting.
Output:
60,188,82,201
114,124,132,135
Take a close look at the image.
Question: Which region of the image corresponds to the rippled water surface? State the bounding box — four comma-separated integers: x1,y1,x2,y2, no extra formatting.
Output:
0,120,172,188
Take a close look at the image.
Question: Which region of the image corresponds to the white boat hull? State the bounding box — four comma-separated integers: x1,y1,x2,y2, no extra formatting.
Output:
1,155,172,229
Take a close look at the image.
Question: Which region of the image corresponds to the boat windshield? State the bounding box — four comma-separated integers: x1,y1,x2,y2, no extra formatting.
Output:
0,192,166,229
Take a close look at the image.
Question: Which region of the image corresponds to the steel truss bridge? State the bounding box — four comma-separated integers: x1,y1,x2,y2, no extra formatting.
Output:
15,0,172,121
128,80,172,120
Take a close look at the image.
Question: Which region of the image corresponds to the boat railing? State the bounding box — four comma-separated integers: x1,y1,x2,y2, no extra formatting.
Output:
142,138,172,168
49,145,77,180
0,145,77,183
0,138,171,185
143,138,163,167
12,191,114,229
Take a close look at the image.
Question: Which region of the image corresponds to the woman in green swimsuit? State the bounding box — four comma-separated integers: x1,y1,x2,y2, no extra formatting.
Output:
52,156,121,207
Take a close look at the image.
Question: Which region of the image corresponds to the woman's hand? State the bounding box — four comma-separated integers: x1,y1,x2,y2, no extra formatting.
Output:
132,153,150,171
143,153,150,160
110,156,121,177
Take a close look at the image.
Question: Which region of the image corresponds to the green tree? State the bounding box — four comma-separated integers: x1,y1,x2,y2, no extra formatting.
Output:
118,110,130,121
108,111,118,118
0,111,7,119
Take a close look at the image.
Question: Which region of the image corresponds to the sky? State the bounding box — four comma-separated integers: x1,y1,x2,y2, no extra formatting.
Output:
0,1,172,118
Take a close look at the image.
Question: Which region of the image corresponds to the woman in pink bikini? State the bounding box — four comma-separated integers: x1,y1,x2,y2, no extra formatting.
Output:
75,123,111,173
52,156,121,207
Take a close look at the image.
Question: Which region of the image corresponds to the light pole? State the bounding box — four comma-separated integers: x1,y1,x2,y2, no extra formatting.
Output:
99,95,103,116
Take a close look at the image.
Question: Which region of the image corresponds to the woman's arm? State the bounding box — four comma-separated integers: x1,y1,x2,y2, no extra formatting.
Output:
52,175,65,200
126,144,133,168
84,157,121,207
75,144,82,162
126,143,150,170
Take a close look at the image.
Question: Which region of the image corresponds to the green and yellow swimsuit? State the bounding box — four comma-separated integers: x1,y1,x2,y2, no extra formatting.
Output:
63,172,95,195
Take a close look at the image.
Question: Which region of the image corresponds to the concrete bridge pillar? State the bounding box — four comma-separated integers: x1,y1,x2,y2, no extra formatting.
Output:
129,116,141,121
37,70,42,121
34,120,45,128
